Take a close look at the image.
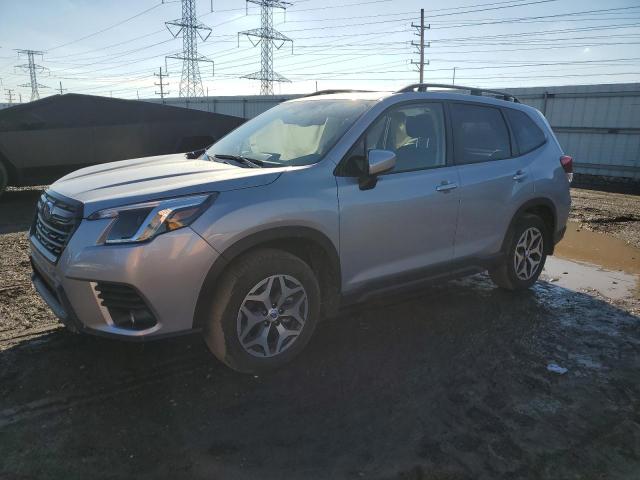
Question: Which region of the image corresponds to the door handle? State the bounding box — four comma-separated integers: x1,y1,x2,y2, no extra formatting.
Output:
436,182,458,192
513,170,527,182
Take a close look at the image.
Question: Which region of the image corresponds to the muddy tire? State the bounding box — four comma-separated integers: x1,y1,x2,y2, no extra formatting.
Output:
490,214,547,290
0,161,7,198
202,248,321,374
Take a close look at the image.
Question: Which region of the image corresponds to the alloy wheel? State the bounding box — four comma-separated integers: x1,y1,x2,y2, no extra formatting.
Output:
513,226,544,281
236,274,308,357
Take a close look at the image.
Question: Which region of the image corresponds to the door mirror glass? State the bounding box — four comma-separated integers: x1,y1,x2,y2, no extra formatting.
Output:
367,149,396,176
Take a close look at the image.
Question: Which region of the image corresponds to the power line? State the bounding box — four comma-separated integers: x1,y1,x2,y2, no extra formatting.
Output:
47,2,165,52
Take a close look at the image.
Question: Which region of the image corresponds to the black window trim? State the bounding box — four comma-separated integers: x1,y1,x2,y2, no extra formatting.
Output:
445,99,516,166
334,100,452,177
502,106,548,157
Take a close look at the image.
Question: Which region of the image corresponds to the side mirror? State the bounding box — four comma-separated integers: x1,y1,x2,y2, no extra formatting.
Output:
359,149,396,190
367,149,396,176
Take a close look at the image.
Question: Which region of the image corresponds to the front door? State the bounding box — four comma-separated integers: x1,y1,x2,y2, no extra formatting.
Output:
336,102,460,294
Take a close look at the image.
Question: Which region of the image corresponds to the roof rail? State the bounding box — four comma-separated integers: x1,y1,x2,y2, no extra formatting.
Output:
396,83,520,103
302,89,375,97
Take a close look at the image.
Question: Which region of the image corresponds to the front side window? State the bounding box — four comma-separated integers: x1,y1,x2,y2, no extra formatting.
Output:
450,103,511,164
505,108,546,155
340,103,446,175
206,99,375,167
382,104,446,172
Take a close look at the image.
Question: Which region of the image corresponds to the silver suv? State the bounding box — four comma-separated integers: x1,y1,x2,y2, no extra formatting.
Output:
30,84,572,373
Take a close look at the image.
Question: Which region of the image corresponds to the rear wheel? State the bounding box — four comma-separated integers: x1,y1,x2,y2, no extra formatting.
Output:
203,248,321,373
489,214,547,290
0,162,7,197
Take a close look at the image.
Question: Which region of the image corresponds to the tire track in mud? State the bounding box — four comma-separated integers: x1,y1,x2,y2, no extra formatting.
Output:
0,351,211,428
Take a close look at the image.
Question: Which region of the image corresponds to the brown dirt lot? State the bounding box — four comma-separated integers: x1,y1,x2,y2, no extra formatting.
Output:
570,188,640,249
1,186,639,480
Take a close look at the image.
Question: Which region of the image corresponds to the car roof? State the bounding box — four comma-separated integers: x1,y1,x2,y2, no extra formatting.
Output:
288,88,538,113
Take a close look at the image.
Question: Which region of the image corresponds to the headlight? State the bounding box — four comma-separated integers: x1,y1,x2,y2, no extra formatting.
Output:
88,193,216,244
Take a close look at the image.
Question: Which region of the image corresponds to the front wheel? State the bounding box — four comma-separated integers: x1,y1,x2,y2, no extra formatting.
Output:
489,214,547,290
202,248,321,373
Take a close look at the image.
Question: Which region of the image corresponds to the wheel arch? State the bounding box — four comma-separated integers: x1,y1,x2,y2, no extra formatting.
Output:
193,226,341,329
502,198,557,255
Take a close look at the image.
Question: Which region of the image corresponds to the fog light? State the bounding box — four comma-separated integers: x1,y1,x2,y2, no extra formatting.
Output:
94,282,157,330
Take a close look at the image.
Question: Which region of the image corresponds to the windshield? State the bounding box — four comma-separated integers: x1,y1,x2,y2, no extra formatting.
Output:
205,99,375,167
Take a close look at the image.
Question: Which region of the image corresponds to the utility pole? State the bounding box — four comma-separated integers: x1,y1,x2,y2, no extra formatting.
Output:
154,67,170,103
58,81,67,95
16,49,48,101
238,1,293,96
411,9,430,83
452,67,457,85
165,0,214,99
5,89,15,104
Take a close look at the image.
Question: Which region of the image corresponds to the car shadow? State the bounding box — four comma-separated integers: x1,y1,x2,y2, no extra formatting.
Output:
1,275,639,480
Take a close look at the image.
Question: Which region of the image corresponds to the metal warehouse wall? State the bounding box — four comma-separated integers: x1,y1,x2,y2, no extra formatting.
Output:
508,83,640,181
152,83,640,181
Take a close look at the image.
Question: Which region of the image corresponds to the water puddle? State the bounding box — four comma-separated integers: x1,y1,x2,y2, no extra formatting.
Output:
545,221,640,300
555,221,640,275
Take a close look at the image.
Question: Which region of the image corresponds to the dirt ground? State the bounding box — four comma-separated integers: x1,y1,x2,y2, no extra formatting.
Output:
569,188,640,249
1,186,639,480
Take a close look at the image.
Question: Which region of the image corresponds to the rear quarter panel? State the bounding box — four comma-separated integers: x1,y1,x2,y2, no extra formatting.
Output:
528,110,572,235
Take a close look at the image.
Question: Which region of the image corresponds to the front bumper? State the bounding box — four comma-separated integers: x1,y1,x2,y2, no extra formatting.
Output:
30,218,222,341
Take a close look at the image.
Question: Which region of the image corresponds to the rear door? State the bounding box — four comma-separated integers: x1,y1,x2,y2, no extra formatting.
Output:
336,102,461,293
449,102,534,259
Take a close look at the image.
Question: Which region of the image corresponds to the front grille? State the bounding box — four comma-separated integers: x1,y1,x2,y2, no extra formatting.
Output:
94,282,157,330
31,192,82,262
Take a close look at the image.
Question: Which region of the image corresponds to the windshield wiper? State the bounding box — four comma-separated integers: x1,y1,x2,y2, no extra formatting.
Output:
212,153,284,168
213,154,263,168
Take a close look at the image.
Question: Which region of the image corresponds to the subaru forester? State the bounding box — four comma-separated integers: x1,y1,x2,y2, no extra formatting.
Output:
30,84,572,373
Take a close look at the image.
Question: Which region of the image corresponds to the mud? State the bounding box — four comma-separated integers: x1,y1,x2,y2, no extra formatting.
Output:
555,221,640,275
1,186,639,480
570,188,640,249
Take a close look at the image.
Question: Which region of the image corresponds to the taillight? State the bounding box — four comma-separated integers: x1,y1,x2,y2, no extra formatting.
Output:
560,155,573,183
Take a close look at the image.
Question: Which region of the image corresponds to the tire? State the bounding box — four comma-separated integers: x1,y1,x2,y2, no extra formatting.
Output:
202,248,321,374
0,161,7,198
489,214,548,291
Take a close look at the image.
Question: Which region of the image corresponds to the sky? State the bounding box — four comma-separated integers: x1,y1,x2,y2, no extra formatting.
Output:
0,0,639,101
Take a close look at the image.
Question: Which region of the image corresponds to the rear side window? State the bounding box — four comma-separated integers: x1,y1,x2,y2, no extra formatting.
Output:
450,103,511,164
505,109,546,155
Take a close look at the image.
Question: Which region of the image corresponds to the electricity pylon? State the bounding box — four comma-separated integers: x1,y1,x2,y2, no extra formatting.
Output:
16,49,48,101
165,0,214,98
238,0,293,96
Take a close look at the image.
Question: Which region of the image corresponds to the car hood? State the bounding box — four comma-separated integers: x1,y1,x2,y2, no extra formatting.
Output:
50,153,284,216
